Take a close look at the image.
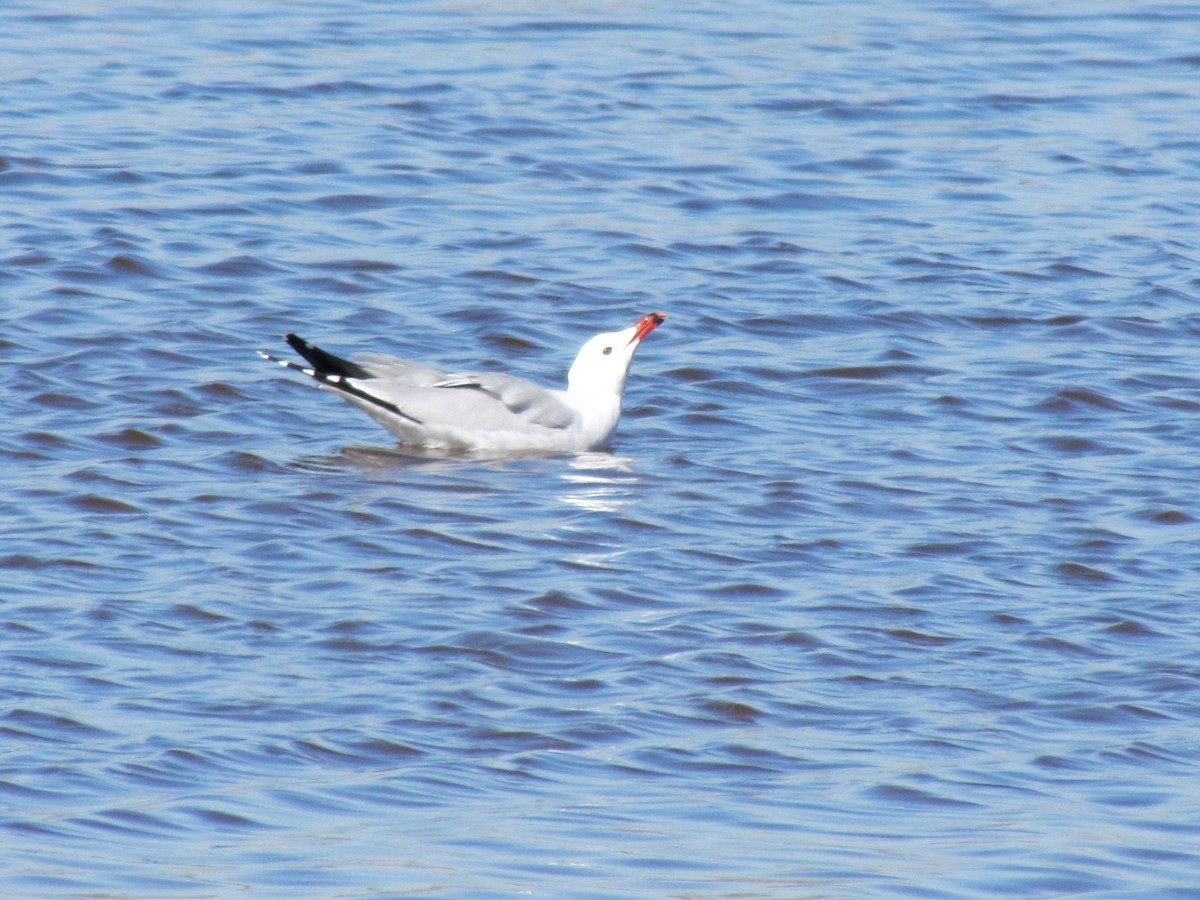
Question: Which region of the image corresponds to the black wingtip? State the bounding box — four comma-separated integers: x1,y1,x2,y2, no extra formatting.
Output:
275,332,424,426
283,333,372,380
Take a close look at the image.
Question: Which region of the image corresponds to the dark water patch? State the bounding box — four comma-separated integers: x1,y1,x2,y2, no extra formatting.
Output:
1022,636,1110,660
668,240,738,257
891,253,985,274
886,629,958,648
959,313,1086,329
618,241,677,258
697,700,763,725
467,728,579,753
493,19,667,34
1053,705,1159,726
752,98,910,123
305,257,402,272
292,159,346,176
100,168,150,187
290,80,387,97
1035,435,1131,456
311,193,394,213
195,255,289,277
811,364,946,381
971,93,1090,112
1033,754,1090,771
433,630,623,675
464,268,540,284
456,233,540,251
3,709,112,741
293,737,407,766
181,806,276,831
741,190,883,212
519,590,598,614
0,167,74,190
74,808,187,840
198,381,252,401
824,272,871,289
51,264,117,285
1115,704,1172,721
1,554,101,572
185,202,255,216
288,275,375,295
29,391,96,412
267,787,360,815
1046,262,1110,278
66,493,142,515
218,451,290,474
315,635,409,656
906,540,988,557
702,581,789,600
466,123,576,141
2,819,73,840
387,99,438,114
745,629,825,650
1033,387,1129,413
1055,562,1116,584
166,603,233,626
1102,619,1164,639
1135,508,1193,525
6,251,55,267
96,428,164,451
937,186,1012,203
346,738,425,760
865,783,982,809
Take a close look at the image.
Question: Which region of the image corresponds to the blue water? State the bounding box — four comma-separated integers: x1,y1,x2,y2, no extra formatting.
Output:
4,1,1200,895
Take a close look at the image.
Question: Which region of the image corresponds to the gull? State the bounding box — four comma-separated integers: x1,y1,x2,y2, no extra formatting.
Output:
259,312,666,453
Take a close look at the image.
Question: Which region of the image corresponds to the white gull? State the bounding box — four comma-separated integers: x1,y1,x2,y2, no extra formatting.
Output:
260,312,666,453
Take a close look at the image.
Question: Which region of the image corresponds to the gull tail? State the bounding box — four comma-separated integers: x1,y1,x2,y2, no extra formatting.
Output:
284,333,372,380
259,335,423,424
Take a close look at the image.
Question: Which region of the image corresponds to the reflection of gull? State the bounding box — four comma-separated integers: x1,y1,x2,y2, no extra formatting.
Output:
559,452,638,513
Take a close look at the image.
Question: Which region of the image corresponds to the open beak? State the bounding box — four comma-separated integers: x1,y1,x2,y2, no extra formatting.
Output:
629,311,667,344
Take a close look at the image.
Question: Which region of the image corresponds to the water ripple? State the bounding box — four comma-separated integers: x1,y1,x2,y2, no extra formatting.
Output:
3,0,1200,896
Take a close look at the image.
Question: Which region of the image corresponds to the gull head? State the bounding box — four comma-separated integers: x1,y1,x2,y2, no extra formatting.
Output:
567,312,666,398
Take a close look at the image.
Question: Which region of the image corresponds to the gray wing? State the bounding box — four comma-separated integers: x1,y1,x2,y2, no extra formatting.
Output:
353,352,448,387
350,356,577,431
430,372,577,429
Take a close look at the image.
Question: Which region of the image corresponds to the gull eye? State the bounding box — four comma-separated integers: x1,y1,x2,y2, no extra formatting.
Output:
602,346,613,355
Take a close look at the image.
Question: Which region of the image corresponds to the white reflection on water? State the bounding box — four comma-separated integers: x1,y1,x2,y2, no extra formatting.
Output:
298,444,641,517
557,452,638,513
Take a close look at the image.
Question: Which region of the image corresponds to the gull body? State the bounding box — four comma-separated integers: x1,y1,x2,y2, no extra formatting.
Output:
260,312,666,453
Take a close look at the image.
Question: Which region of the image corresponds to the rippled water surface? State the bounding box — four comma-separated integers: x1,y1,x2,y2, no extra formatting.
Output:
5,1,1200,896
